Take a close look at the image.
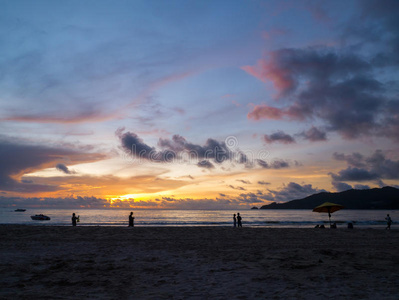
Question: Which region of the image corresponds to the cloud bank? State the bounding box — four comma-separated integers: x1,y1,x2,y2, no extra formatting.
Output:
117,128,291,170
0,137,103,193
330,150,399,191
263,182,327,203
244,0,399,142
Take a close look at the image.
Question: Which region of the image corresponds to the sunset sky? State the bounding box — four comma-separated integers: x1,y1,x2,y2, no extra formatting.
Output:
1,0,398,209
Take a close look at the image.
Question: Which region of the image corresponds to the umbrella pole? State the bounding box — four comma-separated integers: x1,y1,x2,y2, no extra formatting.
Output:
328,208,331,227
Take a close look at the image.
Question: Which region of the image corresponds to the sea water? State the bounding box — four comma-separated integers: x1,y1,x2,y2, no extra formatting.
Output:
0,208,397,228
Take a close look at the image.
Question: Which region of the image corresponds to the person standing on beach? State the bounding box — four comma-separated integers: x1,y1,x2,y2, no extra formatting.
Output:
385,214,392,230
72,213,78,226
233,214,237,228
129,212,135,227
237,213,242,227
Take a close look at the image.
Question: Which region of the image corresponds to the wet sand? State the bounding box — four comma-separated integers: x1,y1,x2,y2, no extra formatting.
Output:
1,225,398,299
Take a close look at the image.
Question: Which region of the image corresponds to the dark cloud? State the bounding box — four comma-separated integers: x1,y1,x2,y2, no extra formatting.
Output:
116,129,176,163
258,181,271,185
332,181,353,192
263,182,327,203
244,0,399,142
332,181,373,192
118,129,239,165
357,0,399,67
237,192,264,203
354,184,370,190
365,150,399,179
197,160,214,169
0,137,102,193
257,159,269,169
236,179,251,184
330,167,379,182
20,179,33,184
256,159,290,169
159,134,233,163
228,185,246,191
332,152,365,168
118,129,288,170
381,100,399,142
298,126,327,142
331,150,399,180
264,131,295,144
237,151,253,168
271,160,290,169
245,49,385,139
56,163,76,174
158,134,186,152
330,150,399,190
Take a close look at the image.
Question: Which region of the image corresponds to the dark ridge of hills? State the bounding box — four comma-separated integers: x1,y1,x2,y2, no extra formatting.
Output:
260,186,399,210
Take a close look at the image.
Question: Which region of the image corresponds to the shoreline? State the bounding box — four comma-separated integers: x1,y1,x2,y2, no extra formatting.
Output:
1,226,399,299
0,224,393,229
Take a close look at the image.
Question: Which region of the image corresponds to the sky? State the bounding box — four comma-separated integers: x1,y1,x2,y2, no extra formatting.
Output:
1,0,398,209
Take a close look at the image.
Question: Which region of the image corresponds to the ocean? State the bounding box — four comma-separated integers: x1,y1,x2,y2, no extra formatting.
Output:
1,208,397,228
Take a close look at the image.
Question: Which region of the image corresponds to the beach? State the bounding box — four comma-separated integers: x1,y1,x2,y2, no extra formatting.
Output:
1,226,398,299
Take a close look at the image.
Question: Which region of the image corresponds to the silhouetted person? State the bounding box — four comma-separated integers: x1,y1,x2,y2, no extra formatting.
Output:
331,222,337,229
129,212,135,227
237,213,242,227
72,213,78,226
233,214,237,228
347,222,354,229
385,214,392,230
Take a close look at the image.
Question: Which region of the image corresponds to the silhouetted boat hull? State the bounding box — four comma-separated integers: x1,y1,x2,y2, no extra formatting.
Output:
31,214,50,221
15,209,26,212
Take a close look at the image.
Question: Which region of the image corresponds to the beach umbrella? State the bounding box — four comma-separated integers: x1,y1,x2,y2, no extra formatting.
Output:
313,202,344,226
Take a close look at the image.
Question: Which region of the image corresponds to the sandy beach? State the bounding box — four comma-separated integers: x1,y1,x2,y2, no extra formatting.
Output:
1,226,398,299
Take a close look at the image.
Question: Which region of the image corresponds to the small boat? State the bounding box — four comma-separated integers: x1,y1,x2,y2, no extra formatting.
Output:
31,214,51,221
15,209,26,212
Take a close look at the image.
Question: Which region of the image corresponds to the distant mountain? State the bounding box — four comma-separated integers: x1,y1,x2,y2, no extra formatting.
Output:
260,186,399,210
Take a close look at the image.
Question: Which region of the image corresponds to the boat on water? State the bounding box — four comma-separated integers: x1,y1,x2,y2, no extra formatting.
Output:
15,209,26,212
31,214,51,221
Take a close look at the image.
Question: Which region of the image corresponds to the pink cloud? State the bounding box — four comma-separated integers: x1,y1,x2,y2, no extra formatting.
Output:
3,110,115,124
247,104,285,120
247,104,305,121
241,55,295,95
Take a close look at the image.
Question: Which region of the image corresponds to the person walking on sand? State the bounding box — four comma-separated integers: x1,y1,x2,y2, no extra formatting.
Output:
72,213,78,226
129,212,135,227
385,214,392,230
233,214,237,228
237,213,242,227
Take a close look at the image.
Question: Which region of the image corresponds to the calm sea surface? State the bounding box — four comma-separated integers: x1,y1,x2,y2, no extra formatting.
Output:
1,208,397,228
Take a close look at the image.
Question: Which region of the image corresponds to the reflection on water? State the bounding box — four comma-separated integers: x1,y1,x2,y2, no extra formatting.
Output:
1,208,397,228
